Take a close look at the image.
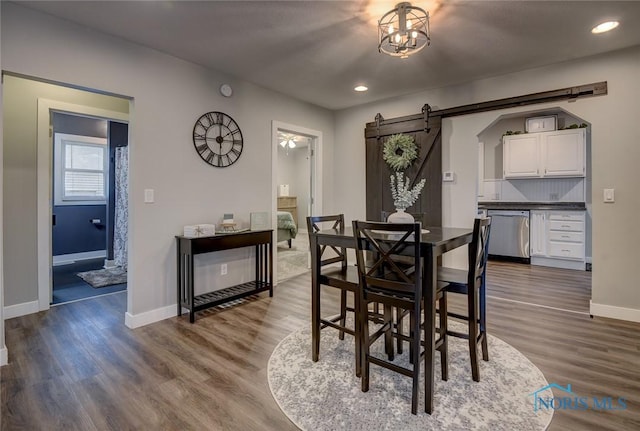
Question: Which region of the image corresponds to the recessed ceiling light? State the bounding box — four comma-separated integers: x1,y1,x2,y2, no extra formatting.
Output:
354,85,368,92
591,21,619,34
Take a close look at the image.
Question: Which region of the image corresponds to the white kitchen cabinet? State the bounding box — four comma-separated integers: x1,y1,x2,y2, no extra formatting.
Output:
530,210,586,270
503,134,540,178
542,129,585,177
503,129,585,179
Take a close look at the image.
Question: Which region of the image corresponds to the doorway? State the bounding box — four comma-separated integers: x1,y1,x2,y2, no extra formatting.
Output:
271,121,323,282
37,98,129,310
50,113,129,304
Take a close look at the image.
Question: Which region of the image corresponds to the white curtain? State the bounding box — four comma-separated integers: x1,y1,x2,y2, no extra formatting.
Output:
114,146,128,270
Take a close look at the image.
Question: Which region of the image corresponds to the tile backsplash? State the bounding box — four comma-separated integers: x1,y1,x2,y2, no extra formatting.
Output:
481,177,585,202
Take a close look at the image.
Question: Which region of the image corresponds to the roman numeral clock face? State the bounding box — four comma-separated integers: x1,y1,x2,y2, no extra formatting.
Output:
192,111,243,168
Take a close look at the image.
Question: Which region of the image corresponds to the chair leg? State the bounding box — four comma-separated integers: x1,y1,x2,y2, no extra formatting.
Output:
384,305,394,361
361,298,370,393
481,332,489,362
396,308,404,354
338,290,347,340
411,302,421,415
480,283,489,362
439,292,448,381
468,289,480,382
354,291,362,378
409,311,415,364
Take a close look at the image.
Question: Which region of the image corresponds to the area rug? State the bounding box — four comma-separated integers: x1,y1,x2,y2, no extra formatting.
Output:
77,266,127,288
268,320,553,430
277,234,310,281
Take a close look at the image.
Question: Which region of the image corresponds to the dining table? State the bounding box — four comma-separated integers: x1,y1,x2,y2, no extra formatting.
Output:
309,224,473,414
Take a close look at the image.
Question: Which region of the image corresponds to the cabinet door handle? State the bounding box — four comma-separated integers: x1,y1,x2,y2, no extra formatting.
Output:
562,235,570,238
561,224,571,228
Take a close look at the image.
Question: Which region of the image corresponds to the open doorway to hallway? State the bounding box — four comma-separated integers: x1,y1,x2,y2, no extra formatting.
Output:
272,121,323,283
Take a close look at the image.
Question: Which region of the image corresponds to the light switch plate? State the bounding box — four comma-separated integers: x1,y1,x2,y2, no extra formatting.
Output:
144,189,155,203
443,171,454,182
604,188,615,203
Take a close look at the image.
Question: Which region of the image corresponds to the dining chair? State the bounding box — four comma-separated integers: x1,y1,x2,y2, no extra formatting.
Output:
437,217,492,382
307,214,361,375
353,220,448,415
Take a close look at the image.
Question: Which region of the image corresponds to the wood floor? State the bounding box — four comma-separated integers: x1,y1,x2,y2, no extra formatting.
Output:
2,261,639,430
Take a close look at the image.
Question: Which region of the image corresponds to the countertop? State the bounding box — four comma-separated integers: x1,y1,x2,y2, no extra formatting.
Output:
478,201,586,211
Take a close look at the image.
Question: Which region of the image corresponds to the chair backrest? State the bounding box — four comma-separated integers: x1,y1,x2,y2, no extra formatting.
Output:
467,217,492,291
352,220,422,300
307,214,348,270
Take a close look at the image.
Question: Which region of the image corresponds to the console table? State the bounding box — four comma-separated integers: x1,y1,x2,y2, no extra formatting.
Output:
176,229,273,323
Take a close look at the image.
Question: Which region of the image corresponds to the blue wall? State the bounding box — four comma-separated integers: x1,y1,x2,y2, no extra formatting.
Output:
52,205,107,255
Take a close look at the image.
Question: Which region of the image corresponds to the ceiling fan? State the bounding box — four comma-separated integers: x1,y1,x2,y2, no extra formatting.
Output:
278,132,301,149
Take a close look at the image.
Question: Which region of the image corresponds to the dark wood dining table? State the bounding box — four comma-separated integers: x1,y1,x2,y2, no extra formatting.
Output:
309,225,473,414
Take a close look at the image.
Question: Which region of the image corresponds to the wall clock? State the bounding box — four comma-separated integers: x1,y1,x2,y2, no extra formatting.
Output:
192,111,243,168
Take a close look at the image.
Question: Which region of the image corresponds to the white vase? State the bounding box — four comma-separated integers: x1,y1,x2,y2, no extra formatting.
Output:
387,209,415,223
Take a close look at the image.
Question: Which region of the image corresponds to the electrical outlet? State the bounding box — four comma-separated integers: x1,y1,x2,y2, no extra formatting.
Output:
221,264,228,275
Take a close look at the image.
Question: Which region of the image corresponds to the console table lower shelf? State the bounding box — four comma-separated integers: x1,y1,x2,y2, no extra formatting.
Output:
176,230,273,323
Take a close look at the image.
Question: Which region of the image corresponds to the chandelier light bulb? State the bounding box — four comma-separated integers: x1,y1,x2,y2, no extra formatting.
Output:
378,2,430,58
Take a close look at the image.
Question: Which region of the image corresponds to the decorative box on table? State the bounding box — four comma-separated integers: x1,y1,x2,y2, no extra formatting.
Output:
183,224,216,237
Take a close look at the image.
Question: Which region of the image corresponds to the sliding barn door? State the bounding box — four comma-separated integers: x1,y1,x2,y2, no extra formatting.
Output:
364,109,442,226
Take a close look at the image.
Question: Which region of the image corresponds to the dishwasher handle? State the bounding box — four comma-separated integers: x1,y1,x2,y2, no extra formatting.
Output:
487,210,530,218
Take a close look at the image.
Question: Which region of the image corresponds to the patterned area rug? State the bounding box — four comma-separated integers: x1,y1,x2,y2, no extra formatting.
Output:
77,266,127,288
277,233,310,281
268,320,553,430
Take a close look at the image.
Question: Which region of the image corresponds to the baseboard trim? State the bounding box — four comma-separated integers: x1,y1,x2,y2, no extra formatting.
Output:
3,300,40,319
125,304,176,329
53,250,106,266
0,346,7,366
590,300,640,323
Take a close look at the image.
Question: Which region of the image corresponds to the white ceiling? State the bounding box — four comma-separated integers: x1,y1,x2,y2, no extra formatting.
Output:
17,0,640,110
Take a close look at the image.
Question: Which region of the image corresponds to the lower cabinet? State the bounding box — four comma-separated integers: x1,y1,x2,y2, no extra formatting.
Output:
530,210,586,270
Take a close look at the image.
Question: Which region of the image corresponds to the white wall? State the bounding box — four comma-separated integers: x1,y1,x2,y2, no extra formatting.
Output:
334,46,640,320
276,145,299,195
276,144,310,228
294,147,311,225
1,3,334,325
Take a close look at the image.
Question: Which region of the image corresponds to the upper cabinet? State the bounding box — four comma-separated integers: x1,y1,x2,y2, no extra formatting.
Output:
503,134,540,178
503,128,585,179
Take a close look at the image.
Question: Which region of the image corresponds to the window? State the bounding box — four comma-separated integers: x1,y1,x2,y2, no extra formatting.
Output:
54,133,108,206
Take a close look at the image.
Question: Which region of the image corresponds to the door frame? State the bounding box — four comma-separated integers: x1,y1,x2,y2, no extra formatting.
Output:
37,99,129,310
271,120,323,283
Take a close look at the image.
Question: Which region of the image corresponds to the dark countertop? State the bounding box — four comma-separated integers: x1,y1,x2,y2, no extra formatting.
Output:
478,201,586,211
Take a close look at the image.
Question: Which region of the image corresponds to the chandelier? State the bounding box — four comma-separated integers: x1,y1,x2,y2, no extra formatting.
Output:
378,2,430,59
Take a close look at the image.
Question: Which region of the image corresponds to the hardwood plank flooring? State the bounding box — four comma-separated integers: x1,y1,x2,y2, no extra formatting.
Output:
2,262,639,430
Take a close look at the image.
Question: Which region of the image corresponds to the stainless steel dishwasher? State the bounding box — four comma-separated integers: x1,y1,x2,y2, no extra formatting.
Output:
487,210,530,262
